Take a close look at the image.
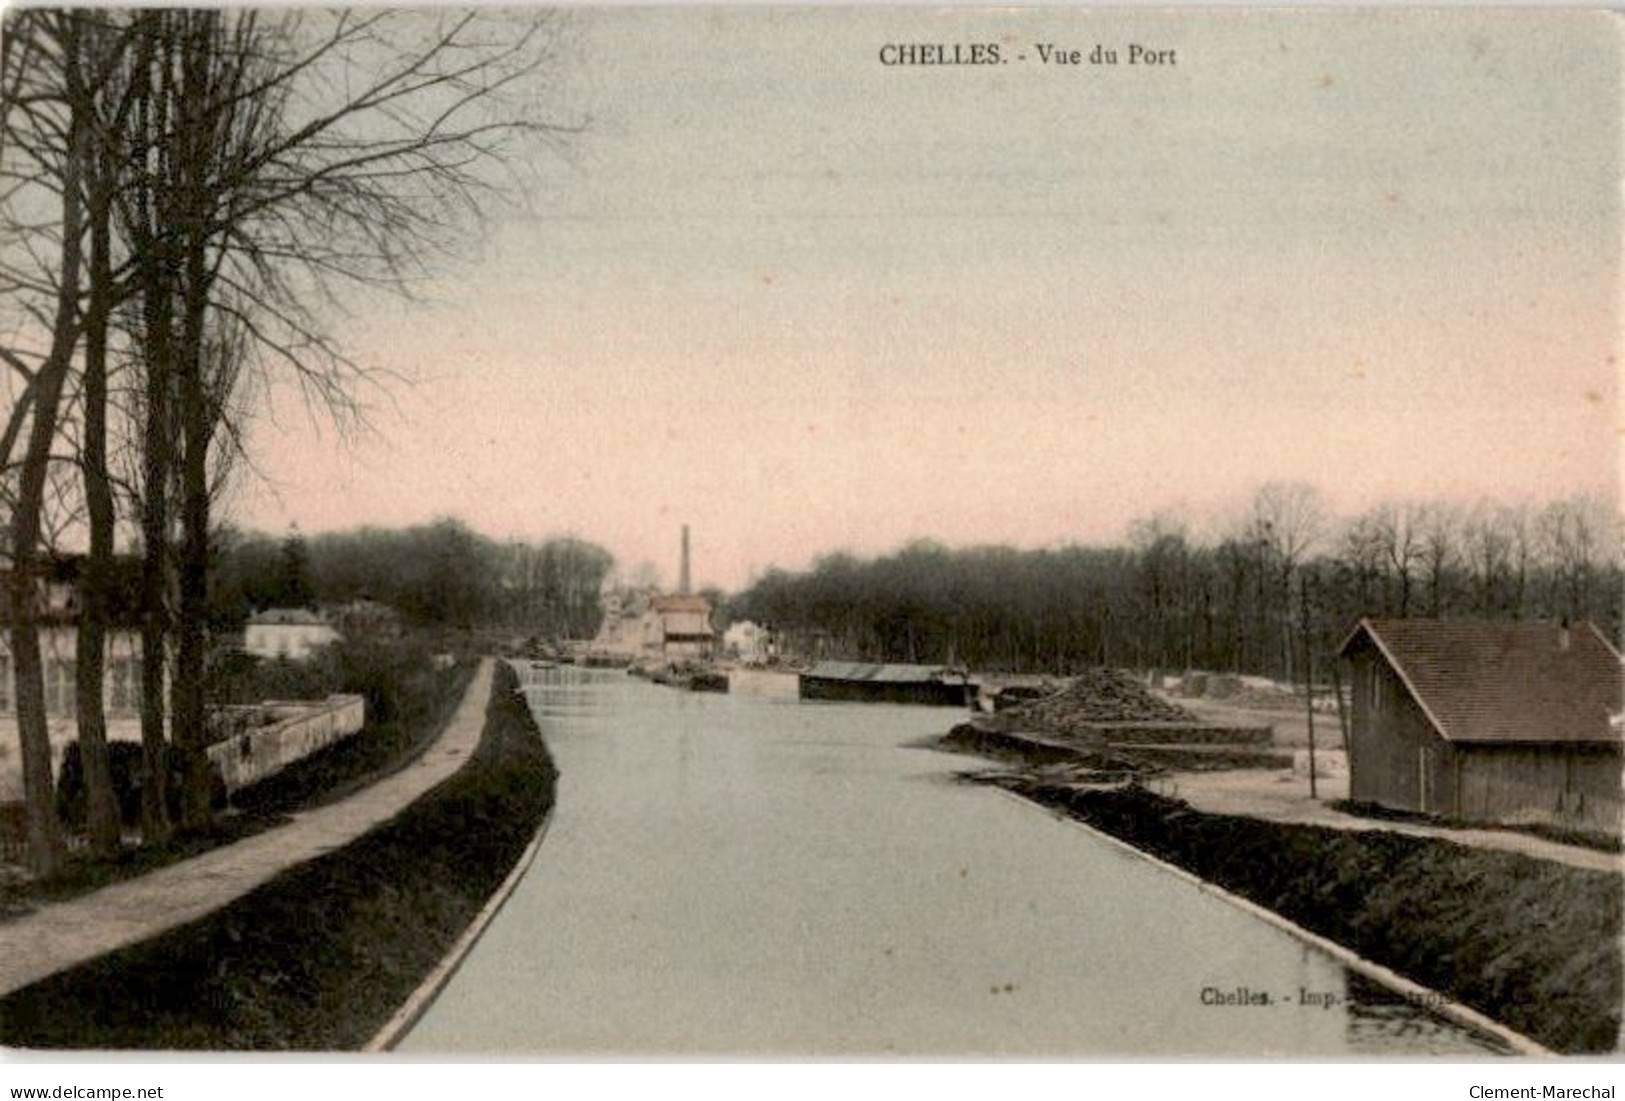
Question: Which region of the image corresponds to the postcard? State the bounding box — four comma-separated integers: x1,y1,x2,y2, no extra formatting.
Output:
0,4,1618,1065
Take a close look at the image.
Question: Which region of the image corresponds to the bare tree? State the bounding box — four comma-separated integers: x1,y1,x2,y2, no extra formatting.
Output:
0,9,88,875
118,9,184,841
1,8,573,854
1251,481,1324,679
119,9,572,825
64,11,141,856
1371,501,1422,617
1130,510,1192,670
1504,503,1536,619
1539,495,1610,624
1462,498,1510,617
1416,500,1460,620
1337,511,1388,616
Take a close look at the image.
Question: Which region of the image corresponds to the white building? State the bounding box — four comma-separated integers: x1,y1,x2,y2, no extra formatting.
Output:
0,558,149,802
244,608,341,661
724,620,772,664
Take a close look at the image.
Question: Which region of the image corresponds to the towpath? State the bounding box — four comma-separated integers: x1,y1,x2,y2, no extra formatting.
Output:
0,657,494,998
1146,692,1618,873
1162,768,1621,875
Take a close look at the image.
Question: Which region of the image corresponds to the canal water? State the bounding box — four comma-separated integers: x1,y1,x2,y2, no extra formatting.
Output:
401,664,1506,1056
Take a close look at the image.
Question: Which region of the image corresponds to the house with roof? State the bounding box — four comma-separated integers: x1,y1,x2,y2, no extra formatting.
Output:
649,594,714,660
1338,618,1623,836
244,608,341,661
591,525,717,661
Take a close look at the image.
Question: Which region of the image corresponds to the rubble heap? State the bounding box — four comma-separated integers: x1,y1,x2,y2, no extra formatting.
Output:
997,667,1200,733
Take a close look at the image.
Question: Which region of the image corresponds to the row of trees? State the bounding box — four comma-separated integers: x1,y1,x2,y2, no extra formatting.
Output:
1,10,563,875
209,522,614,638
727,483,1622,678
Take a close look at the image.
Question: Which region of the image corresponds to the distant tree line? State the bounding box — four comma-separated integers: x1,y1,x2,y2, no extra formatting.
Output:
727,483,1623,680
210,520,614,638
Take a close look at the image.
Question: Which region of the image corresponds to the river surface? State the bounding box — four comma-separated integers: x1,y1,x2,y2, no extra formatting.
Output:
402,665,1506,1055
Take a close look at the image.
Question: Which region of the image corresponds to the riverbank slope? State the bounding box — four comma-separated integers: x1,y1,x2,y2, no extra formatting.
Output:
0,660,555,1049
982,775,1619,1054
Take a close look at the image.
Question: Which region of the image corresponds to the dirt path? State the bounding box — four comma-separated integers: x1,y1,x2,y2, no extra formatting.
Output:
0,658,495,999
1161,768,1621,875
1166,693,1329,748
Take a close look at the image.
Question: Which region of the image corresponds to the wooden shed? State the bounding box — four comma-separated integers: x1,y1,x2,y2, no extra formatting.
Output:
1338,618,1623,836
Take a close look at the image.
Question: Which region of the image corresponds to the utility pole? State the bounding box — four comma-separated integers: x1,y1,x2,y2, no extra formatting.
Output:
1300,571,1318,800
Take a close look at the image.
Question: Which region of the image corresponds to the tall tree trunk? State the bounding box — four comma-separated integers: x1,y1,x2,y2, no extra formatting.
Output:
7,579,65,878
171,12,219,830
136,317,173,847
70,20,123,858
73,164,122,857
8,70,85,877
130,12,177,844
173,297,212,830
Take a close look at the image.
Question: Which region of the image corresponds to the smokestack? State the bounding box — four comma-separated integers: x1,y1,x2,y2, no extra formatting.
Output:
680,525,691,595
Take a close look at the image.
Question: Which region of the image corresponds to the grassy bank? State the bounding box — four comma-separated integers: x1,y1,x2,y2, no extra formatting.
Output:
0,660,555,1050
2,642,473,919
1000,779,1621,1054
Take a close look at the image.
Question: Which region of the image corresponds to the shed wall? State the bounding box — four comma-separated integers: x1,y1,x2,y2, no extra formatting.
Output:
1346,648,1456,814
1457,743,1622,835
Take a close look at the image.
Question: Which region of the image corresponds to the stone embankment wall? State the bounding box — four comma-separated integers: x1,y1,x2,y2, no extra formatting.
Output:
206,695,366,793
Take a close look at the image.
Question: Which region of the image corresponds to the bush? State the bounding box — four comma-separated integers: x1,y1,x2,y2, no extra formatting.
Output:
56,742,225,832
208,635,450,725
208,647,342,708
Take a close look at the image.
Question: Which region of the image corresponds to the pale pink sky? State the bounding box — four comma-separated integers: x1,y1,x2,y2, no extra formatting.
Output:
232,9,1621,590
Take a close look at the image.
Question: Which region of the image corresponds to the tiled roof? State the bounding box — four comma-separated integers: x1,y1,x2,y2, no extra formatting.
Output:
651,594,711,613
1340,618,1623,745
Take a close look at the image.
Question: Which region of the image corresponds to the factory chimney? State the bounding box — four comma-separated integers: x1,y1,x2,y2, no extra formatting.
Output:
680,524,692,595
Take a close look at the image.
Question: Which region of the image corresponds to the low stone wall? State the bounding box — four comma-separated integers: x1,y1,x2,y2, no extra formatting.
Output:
206,694,365,793
0,697,366,805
